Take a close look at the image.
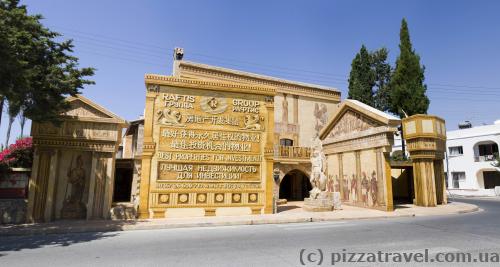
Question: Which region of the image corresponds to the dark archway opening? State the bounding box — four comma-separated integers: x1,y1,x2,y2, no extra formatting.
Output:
113,160,133,202
391,167,414,204
484,171,500,189
279,170,312,201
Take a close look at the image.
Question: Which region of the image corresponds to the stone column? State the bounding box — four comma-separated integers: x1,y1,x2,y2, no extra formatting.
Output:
264,95,275,214
44,149,59,222
103,155,114,219
293,95,299,124
434,160,447,205
27,148,41,223
86,152,99,219
338,153,344,201
138,92,157,219
402,115,447,207
413,159,437,207
355,151,362,202
380,150,393,211
27,149,53,222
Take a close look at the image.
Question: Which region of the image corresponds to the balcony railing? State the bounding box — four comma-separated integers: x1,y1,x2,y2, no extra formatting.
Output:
474,155,496,162
274,145,311,159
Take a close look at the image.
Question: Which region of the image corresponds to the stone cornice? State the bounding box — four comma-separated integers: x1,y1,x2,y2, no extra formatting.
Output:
175,61,340,101
144,75,276,96
323,132,393,154
33,138,117,153
323,126,398,145
60,116,127,125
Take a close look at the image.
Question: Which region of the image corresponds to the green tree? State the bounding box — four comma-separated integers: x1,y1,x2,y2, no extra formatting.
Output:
0,0,94,133
348,45,375,106
388,19,429,118
371,48,392,111
348,45,392,111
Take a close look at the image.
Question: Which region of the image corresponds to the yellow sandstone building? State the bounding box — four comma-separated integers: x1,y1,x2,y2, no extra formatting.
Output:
136,48,341,218
26,48,447,222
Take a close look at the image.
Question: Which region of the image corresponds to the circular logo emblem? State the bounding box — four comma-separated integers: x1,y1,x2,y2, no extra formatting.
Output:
215,193,224,202
179,194,188,203
249,193,258,202
200,94,227,114
197,194,207,203
159,194,169,203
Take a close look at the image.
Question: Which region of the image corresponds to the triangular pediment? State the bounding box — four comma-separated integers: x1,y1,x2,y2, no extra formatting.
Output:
319,100,400,140
64,95,126,124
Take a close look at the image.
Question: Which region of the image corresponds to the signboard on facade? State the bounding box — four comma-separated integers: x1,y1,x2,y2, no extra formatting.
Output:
139,76,275,218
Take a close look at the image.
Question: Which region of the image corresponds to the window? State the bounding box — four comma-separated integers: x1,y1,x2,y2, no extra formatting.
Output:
478,143,498,156
452,172,465,189
280,138,293,146
448,146,463,156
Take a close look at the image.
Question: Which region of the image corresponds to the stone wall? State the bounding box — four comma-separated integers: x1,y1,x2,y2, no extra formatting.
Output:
0,199,26,224
320,100,401,211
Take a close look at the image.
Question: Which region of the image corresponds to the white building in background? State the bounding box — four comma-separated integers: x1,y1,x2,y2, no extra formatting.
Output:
445,120,500,196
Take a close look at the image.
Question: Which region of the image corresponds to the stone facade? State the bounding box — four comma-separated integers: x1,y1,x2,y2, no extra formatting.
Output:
138,76,275,218
170,57,341,202
27,96,126,222
319,100,401,211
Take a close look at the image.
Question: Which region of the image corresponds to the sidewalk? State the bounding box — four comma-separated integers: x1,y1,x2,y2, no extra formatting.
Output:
449,195,500,200
0,201,479,236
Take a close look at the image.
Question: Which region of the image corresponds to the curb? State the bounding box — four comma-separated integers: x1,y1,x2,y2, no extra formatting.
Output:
0,203,479,237
457,206,480,214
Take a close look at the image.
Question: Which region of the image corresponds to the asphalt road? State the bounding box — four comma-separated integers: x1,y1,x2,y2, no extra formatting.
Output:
1,198,500,267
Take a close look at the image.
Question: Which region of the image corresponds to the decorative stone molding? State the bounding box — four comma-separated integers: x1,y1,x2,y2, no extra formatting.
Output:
33,139,116,153
174,61,340,101
144,75,276,96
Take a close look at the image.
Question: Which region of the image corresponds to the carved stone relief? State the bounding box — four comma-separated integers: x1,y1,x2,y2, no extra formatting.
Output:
157,108,185,127
314,103,328,133
65,100,110,119
328,110,378,138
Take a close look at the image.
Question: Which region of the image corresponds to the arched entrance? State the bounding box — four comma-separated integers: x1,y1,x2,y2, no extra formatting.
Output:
279,170,312,201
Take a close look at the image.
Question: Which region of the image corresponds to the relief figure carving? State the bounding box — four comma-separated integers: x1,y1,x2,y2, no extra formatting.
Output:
61,155,87,219
157,108,185,127
328,110,377,138
241,114,263,131
282,94,288,124
314,103,328,133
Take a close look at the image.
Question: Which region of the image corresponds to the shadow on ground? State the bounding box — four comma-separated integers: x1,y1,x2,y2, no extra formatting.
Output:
0,231,118,254
0,219,141,254
277,205,301,212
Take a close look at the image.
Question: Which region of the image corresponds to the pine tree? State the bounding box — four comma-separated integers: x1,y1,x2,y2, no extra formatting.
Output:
371,48,392,111
348,45,375,106
0,0,94,127
388,19,429,118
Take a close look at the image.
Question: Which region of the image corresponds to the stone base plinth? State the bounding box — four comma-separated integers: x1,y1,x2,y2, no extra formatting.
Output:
110,203,137,220
303,192,334,212
277,199,288,205
0,199,27,224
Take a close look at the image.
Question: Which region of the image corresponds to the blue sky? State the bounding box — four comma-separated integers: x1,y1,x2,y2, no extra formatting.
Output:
3,0,500,145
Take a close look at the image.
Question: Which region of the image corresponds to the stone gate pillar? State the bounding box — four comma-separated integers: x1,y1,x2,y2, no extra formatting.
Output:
27,95,126,222
402,115,447,207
